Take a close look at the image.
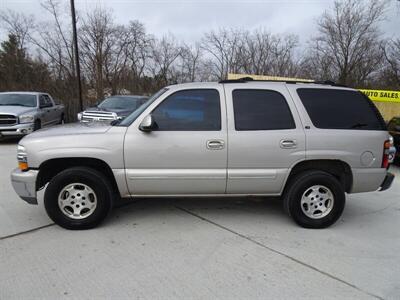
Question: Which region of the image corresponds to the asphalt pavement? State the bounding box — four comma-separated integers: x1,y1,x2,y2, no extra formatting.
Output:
0,138,399,299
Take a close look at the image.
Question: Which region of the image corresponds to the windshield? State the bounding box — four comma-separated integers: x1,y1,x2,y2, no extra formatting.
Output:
117,88,168,126
98,96,145,110
0,94,37,107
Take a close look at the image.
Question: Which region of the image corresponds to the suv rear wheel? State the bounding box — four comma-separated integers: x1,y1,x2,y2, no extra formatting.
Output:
44,167,113,229
284,170,345,228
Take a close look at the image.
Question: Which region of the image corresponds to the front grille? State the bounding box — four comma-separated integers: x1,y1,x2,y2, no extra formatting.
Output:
81,111,117,122
0,114,17,126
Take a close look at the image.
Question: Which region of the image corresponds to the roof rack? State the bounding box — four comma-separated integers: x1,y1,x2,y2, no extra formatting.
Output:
219,77,347,87
219,77,255,83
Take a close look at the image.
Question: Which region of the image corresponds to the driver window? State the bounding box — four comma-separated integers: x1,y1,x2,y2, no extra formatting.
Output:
151,89,221,131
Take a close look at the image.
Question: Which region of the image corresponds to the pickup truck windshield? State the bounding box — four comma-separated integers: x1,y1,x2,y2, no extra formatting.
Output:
117,88,168,126
99,96,143,110
0,94,37,107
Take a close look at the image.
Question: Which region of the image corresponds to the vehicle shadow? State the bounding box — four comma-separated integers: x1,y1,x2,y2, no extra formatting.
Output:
108,196,287,227
107,188,399,230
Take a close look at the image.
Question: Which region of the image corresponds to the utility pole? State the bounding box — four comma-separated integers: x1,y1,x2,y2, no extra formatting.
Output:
70,0,83,112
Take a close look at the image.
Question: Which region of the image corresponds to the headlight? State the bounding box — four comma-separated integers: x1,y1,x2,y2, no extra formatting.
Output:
19,114,35,124
77,112,83,121
17,145,28,171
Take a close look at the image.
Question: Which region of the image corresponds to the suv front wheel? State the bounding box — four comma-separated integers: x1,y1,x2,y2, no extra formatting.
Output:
44,167,113,229
284,170,345,228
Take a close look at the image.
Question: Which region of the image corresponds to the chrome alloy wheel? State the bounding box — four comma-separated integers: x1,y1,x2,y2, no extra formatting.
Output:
300,185,334,219
58,183,97,220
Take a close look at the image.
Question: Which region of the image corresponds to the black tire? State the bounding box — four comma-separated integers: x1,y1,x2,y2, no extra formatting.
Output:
44,167,114,230
33,119,41,131
283,170,345,229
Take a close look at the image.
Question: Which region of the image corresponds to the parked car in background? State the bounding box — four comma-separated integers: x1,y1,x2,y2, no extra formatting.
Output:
387,116,400,163
0,92,64,139
78,95,148,123
11,80,395,230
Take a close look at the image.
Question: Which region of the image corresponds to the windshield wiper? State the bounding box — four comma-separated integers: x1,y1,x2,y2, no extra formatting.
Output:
350,123,368,129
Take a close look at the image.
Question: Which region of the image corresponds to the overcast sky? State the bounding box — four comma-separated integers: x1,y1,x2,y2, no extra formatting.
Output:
1,0,399,46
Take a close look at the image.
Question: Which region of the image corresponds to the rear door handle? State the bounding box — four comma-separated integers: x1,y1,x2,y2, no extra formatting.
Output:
280,139,297,149
207,139,225,150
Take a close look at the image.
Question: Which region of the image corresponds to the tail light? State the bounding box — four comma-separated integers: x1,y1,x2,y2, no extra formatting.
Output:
382,140,391,169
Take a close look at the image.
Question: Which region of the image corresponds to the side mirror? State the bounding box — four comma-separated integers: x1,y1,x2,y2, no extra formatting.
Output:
139,114,156,132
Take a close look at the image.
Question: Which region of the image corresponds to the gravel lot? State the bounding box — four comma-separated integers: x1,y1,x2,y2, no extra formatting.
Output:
1,138,399,299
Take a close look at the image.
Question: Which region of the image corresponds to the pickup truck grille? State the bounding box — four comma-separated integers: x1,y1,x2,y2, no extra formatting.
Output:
0,114,17,126
81,111,117,122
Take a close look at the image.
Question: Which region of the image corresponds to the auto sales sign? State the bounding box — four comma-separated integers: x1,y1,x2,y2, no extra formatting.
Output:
359,89,400,103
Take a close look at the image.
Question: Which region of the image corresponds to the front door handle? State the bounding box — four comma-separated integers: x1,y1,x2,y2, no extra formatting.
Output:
207,139,225,150
280,139,297,149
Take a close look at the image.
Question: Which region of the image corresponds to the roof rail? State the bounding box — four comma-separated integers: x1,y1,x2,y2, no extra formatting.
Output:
219,77,347,87
219,77,254,83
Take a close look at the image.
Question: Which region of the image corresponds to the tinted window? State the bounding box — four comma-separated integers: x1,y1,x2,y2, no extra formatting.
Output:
43,95,53,107
232,89,295,131
297,89,386,130
152,89,221,131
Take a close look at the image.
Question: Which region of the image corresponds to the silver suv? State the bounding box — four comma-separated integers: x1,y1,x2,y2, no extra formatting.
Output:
11,80,395,229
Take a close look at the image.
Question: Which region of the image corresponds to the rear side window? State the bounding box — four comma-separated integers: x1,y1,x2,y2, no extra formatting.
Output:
43,95,53,107
232,89,295,131
152,89,221,131
297,89,386,130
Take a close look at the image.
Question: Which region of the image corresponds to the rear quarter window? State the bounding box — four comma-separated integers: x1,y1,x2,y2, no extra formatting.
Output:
297,88,386,130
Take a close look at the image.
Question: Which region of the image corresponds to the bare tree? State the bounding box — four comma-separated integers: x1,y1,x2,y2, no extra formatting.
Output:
178,43,203,82
0,9,35,50
30,0,75,80
79,8,116,98
201,28,243,80
236,29,299,77
23,0,79,120
303,0,386,85
125,21,152,91
382,38,400,87
147,34,182,87
0,0,396,122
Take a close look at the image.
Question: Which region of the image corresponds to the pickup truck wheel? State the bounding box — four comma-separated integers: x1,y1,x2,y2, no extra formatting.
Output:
283,171,345,229
33,120,41,131
44,167,113,230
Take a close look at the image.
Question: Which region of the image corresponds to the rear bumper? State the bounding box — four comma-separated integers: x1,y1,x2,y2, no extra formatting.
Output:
379,172,395,192
350,168,387,193
10,168,38,204
0,123,34,137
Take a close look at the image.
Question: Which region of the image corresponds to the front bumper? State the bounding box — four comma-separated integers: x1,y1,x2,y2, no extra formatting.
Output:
10,168,38,204
0,123,34,137
379,172,395,192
